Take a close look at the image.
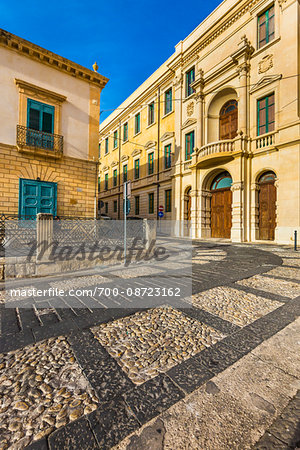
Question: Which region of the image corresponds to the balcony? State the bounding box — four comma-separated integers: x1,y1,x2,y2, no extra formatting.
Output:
195,136,248,168
16,125,63,157
253,131,276,150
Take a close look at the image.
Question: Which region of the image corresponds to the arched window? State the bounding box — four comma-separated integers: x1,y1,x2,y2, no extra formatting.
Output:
258,171,276,184
211,171,232,190
219,100,238,140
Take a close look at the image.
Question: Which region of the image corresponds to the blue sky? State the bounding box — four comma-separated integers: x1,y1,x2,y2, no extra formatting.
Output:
2,0,221,121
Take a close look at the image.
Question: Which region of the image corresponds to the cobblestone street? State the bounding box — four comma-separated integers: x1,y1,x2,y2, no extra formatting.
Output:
0,241,299,449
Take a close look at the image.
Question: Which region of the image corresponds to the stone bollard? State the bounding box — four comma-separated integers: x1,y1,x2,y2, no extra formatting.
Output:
36,213,53,262
143,219,156,250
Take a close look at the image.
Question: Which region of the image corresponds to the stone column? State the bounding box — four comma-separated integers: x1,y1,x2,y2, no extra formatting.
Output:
190,167,200,238
36,213,53,262
172,70,183,236
250,182,259,242
230,182,244,242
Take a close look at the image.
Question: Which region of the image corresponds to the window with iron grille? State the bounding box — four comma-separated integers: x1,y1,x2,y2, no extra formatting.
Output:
114,200,117,213
135,196,140,215
186,67,195,97
123,164,128,183
134,159,140,179
165,189,172,212
135,113,141,134
148,193,154,214
148,152,154,175
257,93,275,135
105,173,109,190
123,122,128,142
148,102,155,125
164,144,171,169
258,5,274,49
165,88,172,115
185,131,195,160
113,130,118,149
105,202,108,214
105,138,109,154
113,169,118,187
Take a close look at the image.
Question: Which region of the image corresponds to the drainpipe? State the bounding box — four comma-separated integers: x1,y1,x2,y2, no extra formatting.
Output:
94,158,98,219
156,86,160,219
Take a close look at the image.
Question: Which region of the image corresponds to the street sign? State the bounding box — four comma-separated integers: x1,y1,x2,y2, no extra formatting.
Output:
158,211,164,218
123,180,131,199
124,199,131,215
159,205,164,212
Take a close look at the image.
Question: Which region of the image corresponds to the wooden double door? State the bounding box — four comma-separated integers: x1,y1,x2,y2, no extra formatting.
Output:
258,182,276,240
211,188,232,238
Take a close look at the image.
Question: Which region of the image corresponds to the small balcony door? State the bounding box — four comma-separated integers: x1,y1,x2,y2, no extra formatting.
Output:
19,179,57,218
219,100,238,140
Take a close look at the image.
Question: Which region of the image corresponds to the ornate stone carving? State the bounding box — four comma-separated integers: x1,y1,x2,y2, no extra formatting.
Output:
230,182,244,192
173,74,183,88
258,55,273,74
187,102,194,117
251,183,260,191
278,0,287,7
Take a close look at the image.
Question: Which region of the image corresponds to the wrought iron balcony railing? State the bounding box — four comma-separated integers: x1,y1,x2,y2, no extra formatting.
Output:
16,125,63,155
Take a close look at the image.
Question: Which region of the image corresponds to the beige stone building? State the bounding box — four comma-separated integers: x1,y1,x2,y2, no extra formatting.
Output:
99,0,299,245
0,29,108,218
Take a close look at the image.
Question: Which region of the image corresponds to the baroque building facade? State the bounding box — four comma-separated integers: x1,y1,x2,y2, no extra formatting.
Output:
99,0,299,244
0,29,108,218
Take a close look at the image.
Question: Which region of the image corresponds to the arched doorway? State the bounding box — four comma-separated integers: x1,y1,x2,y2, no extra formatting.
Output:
258,171,276,240
219,100,238,140
211,171,232,238
184,186,191,236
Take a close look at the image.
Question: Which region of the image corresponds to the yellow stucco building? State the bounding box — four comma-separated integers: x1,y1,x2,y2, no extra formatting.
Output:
0,29,108,219
99,0,300,245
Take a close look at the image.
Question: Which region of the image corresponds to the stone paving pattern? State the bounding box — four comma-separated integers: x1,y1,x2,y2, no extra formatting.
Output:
191,286,282,326
0,242,299,449
92,306,224,384
0,337,98,449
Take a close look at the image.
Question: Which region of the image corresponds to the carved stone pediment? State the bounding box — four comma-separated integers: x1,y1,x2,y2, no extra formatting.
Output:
160,132,174,142
102,165,109,172
111,161,118,168
121,155,129,162
250,74,282,93
181,118,197,129
131,149,142,157
145,140,156,149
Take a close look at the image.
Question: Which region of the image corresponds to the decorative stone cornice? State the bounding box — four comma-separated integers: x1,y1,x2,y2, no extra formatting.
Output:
250,74,282,93
111,161,118,168
145,140,157,149
121,155,129,162
15,79,67,104
131,149,142,157
182,118,197,129
231,35,255,72
231,181,244,192
1,28,108,89
160,132,174,142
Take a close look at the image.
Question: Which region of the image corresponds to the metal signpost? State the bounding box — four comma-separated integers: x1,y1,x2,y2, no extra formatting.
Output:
123,181,131,264
158,205,164,232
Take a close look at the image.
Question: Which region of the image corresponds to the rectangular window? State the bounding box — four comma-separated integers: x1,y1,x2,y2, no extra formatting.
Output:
148,152,154,175
27,99,55,149
165,88,172,115
98,143,101,158
257,93,275,136
186,67,195,97
258,5,275,49
113,130,118,149
123,122,128,142
148,193,154,214
135,196,140,215
164,144,172,169
113,169,118,187
98,176,101,193
165,189,172,213
148,102,155,125
105,138,109,154
123,164,128,183
134,159,140,179
135,113,141,134
185,131,195,160
105,202,108,214
104,173,109,190
113,200,117,213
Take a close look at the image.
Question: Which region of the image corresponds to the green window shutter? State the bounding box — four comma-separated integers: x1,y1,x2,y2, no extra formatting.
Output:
135,159,140,179
105,138,109,154
165,88,172,114
135,196,140,215
105,173,108,190
123,164,128,182
113,131,118,148
148,152,154,175
98,177,101,193
164,144,171,169
113,169,117,187
165,189,171,213
123,123,128,141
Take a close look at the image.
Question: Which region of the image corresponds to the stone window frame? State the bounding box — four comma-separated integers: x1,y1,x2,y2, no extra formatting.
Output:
15,79,66,136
